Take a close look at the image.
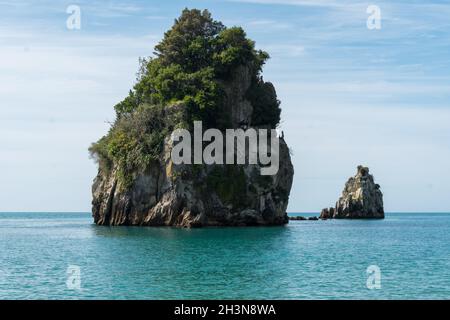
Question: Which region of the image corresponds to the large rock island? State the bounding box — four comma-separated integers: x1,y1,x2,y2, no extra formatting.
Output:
89,9,294,227
320,166,384,219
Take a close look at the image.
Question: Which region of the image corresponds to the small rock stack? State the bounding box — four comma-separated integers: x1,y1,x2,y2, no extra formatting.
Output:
320,166,384,219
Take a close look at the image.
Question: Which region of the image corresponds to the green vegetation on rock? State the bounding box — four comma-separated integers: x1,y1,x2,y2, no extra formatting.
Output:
90,8,281,188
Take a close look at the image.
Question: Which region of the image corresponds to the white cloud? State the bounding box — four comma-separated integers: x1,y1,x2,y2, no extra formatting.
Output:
263,44,305,57
246,19,293,30
0,24,159,211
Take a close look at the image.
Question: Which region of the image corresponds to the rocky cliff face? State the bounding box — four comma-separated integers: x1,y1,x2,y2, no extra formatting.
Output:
92,66,294,227
320,166,384,219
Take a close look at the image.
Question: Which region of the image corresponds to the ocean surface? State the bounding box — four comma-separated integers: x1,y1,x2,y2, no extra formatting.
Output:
0,212,449,300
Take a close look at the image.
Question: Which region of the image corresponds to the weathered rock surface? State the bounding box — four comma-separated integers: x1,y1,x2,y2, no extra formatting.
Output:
320,207,335,220
289,216,307,221
320,166,384,219
92,66,294,227
288,216,319,221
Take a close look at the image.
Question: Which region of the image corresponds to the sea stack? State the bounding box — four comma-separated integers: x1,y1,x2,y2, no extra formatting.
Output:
320,166,384,219
89,9,294,227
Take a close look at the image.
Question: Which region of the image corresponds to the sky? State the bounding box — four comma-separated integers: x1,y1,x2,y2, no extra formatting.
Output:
1,0,450,212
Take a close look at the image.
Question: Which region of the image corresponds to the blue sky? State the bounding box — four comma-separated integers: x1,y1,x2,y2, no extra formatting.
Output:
1,0,450,212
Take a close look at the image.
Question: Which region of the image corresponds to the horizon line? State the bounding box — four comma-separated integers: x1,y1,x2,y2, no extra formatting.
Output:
1,211,449,214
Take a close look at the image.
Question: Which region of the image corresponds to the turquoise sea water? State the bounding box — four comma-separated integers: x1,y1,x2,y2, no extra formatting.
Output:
0,212,449,300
